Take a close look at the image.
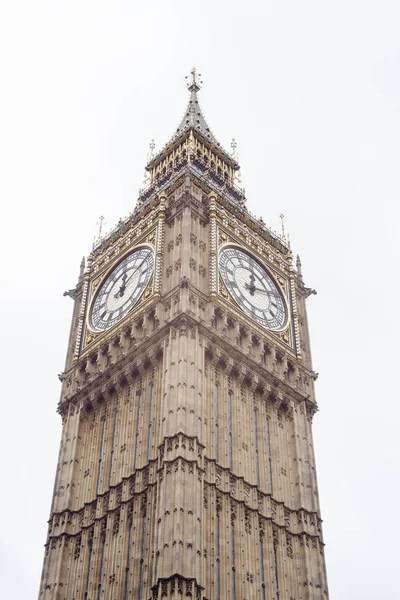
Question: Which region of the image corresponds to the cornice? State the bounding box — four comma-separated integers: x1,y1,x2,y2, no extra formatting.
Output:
59,323,165,414
198,322,317,410
60,308,317,416
47,452,323,544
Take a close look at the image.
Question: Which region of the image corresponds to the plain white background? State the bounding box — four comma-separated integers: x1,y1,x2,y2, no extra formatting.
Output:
0,2,399,598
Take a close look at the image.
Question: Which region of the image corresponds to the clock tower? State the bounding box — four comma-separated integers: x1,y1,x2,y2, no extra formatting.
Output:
39,71,329,599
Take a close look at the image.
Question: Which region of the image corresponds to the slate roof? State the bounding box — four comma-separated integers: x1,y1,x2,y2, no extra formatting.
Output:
175,78,219,144
146,69,238,171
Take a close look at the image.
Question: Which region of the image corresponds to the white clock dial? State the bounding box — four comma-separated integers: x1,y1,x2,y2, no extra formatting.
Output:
90,247,154,332
219,247,287,330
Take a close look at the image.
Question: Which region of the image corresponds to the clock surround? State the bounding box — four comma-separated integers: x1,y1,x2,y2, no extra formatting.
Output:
89,245,154,332
219,245,288,331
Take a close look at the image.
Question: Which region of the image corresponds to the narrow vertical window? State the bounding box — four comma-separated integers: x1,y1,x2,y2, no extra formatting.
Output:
215,384,219,463
134,390,142,470
108,410,118,487
273,547,280,600
254,408,260,488
231,522,236,599
97,533,106,600
138,515,147,600
96,419,106,495
259,538,266,600
266,418,273,495
228,391,233,470
124,517,133,600
84,531,93,599
216,513,220,600
147,383,154,461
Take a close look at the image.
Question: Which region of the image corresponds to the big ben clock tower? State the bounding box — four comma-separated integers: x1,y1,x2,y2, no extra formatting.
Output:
39,70,329,600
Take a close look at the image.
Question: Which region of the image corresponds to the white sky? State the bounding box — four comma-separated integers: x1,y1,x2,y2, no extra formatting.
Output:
0,1,399,598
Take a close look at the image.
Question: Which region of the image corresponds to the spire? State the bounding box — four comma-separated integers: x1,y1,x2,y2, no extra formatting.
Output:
296,254,303,281
78,257,85,282
146,68,238,172
142,69,242,208
175,67,218,143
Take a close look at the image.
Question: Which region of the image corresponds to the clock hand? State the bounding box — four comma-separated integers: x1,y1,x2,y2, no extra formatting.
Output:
247,269,256,295
114,259,148,298
244,283,280,297
122,261,148,288
114,271,128,298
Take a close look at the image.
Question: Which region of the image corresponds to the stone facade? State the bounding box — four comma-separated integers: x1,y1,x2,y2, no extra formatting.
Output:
39,75,329,599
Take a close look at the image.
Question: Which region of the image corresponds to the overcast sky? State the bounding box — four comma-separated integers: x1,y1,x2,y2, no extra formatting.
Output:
1,1,399,598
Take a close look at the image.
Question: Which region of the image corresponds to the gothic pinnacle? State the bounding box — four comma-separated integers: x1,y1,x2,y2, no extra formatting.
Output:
296,254,303,280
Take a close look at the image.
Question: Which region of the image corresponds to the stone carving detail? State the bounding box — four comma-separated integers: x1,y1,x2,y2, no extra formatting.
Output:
272,524,279,550
88,526,94,550
286,532,293,558
245,507,252,533
230,499,237,524
113,508,120,535
216,493,222,514
74,534,81,560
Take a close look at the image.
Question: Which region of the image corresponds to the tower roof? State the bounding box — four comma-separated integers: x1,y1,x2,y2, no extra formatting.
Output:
175,68,219,144
146,68,238,171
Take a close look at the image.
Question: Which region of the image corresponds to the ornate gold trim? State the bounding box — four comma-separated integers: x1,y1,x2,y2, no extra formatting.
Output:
85,243,155,336
217,242,290,334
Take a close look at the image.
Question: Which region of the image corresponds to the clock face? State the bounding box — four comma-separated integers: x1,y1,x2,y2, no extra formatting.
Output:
90,247,154,332
219,247,287,330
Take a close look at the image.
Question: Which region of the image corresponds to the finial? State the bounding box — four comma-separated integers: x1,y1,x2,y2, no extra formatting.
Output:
279,214,286,239
186,67,202,92
296,254,303,280
231,137,238,158
79,257,85,281
93,215,106,247
230,137,243,188
149,138,156,157
97,215,105,239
